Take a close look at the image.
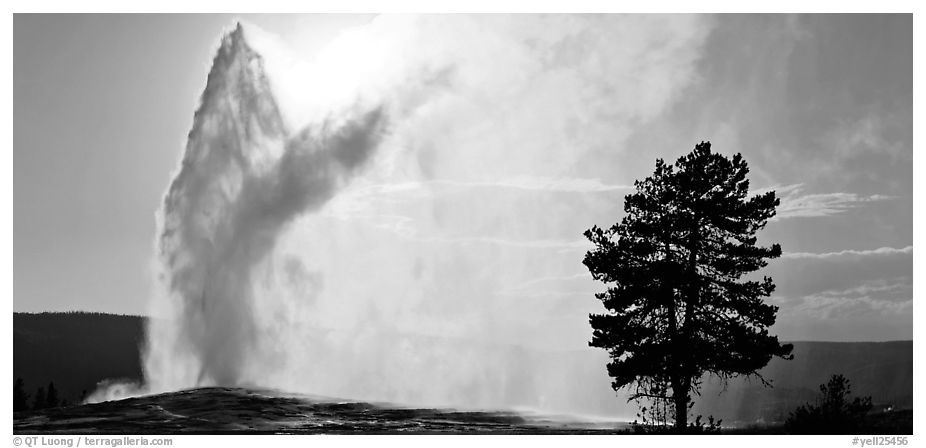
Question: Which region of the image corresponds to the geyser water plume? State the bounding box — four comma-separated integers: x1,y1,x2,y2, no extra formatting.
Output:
144,23,388,393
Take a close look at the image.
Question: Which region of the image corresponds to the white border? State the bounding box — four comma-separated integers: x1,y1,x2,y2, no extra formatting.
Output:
4,4,922,447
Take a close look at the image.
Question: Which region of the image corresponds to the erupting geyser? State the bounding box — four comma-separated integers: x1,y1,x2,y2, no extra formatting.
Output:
145,24,387,393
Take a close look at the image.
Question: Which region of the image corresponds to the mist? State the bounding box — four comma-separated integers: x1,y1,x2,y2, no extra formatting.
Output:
117,15,715,418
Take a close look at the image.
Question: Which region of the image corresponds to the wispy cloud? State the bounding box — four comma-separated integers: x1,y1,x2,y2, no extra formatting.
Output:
823,280,912,300
755,183,893,220
782,245,912,260
778,278,912,320
411,235,592,251
351,176,633,197
433,177,633,193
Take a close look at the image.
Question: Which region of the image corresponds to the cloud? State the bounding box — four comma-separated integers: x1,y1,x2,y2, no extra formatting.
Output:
766,243,911,340
411,235,591,251
352,177,633,196
776,279,912,323
771,244,910,295
782,245,912,260
827,110,911,162
318,176,630,243
758,183,894,220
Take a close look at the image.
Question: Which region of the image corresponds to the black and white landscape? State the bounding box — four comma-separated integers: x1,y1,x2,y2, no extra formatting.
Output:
13,14,913,435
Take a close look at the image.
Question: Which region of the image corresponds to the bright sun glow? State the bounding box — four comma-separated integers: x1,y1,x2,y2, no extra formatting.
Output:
243,19,405,131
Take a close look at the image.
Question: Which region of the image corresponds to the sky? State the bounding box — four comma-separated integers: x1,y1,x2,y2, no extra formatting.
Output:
14,14,912,343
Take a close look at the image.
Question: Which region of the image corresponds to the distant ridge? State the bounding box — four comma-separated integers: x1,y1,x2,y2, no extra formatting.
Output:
16,310,144,318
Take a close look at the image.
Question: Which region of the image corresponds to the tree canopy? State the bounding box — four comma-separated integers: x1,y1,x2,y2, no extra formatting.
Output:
583,141,793,430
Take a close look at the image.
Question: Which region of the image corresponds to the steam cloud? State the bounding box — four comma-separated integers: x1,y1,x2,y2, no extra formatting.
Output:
94,16,713,418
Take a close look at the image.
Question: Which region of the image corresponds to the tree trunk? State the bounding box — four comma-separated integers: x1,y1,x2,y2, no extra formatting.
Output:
673,378,689,431
671,226,700,432
664,237,684,431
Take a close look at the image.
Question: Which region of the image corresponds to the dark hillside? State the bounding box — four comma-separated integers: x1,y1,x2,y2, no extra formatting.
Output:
694,340,913,425
13,312,145,405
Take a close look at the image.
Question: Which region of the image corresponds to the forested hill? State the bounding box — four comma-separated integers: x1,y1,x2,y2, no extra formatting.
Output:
13,312,145,405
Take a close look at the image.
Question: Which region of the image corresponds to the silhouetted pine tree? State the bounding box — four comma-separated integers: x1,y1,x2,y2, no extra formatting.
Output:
14,378,29,412
45,382,59,408
584,142,793,431
786,374,873,434
32,386,46,411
